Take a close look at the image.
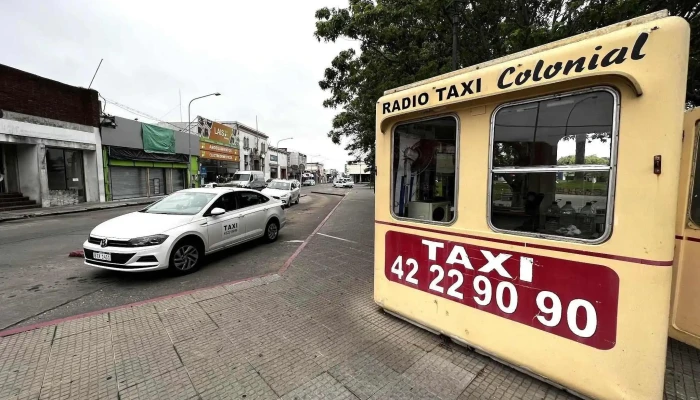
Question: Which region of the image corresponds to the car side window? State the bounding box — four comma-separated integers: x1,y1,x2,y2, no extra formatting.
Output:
205,192,237,215
236,191,269,208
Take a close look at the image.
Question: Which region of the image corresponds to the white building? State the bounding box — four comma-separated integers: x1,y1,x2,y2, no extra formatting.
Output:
268,146,289,180
306,162,326,183
345,161,371,183
0,65,105,210
288,152,307,181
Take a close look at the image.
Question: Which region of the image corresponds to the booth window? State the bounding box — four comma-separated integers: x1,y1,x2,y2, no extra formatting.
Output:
489,89,617,242
690,121,700,226
392,116,457,224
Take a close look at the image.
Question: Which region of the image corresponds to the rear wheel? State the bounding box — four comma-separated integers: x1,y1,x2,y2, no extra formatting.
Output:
169,239,202,274
264,220,279,243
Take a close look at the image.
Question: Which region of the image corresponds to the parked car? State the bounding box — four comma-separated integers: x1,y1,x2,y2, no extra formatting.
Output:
228,171,266,190
83,188,285,274
303,179,316,186
262,179,300,208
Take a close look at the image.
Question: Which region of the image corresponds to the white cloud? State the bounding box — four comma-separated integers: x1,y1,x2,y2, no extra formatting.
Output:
0,0,358,170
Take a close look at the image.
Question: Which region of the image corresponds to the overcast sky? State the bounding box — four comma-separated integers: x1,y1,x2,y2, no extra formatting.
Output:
0,0,356,171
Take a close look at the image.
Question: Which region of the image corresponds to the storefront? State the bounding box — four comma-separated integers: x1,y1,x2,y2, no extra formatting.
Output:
101,117,190,200
196,116,240,185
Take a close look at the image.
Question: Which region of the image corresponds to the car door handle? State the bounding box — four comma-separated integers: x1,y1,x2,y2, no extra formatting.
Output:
200,221,208,226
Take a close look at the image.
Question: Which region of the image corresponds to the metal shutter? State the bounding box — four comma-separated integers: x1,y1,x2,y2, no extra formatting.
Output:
170,169,185,193
148,168,165,196
111,167,147,200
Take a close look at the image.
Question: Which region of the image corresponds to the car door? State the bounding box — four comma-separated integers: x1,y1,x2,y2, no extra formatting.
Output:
236,191,270,239
292,181,300,201
205,192,246,251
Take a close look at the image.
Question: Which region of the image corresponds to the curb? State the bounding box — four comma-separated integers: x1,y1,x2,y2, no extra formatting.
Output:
311,191,347,197
0,193,347,337
0,199,158,223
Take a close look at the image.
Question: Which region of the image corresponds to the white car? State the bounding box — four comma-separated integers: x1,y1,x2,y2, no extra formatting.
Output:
261,179,300,208
83,188,285,274
303,179,316,186
334,178,354,188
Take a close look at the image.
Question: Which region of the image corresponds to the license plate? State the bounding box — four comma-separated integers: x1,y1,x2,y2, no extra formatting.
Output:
93,252,111,262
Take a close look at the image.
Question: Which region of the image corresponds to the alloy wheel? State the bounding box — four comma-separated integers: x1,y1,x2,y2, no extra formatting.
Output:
173,245,199,271
267,223,278,240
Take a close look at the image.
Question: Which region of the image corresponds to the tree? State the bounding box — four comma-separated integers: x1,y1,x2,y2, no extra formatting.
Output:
315,0,700,168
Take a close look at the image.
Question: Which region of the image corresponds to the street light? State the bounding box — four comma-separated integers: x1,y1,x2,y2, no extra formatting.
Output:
187,92,221,187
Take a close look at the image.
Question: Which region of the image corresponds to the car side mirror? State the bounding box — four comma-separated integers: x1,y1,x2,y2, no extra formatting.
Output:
210,207,226,216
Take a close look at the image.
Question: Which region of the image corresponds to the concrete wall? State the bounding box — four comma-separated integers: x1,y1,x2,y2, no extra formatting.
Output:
103,116,195,156
16,144,40,203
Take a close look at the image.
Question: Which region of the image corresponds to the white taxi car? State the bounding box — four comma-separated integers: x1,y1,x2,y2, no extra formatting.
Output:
83,188,285,274
261,179,300,208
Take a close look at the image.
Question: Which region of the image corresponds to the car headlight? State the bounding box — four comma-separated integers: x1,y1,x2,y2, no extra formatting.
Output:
128,234,169,247
281,193,290,198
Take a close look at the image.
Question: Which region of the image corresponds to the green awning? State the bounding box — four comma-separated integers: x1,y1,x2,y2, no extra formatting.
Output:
142,124,175,154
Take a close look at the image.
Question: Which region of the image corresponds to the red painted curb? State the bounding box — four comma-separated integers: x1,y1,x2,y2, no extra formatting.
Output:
0,194,347,338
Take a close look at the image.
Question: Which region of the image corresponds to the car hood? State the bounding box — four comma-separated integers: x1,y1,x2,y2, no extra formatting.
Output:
262,188,290,197
91,212,195,239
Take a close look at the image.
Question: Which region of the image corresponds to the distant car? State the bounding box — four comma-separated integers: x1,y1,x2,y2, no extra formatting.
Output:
228,171,266,191
266,178,274,184
303,179,316,186
334,178,354,188
262,179,300,208
83,188,285,274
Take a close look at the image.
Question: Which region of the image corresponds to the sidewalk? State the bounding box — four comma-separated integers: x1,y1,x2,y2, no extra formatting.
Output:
0,197,161,223
0,188,697,399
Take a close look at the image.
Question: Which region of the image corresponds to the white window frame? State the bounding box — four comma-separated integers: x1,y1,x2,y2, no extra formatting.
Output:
487,86,620,244
390,114,460,226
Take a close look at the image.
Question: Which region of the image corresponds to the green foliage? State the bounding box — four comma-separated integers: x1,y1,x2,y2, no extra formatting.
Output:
315,0,700,168
557,155,610,165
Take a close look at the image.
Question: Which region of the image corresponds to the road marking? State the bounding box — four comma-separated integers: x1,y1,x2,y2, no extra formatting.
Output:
316,232,357,243
285,240,305,243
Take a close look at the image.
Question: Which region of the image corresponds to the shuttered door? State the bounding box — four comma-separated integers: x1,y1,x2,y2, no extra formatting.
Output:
148,168,165,196
171,169,185,192
111,167,147,200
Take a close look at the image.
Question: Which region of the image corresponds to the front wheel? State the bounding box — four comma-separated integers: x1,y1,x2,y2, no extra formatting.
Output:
264,220,279,243
169,240,202,274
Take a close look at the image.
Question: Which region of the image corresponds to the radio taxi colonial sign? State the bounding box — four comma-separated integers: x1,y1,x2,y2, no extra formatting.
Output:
384,231,619,349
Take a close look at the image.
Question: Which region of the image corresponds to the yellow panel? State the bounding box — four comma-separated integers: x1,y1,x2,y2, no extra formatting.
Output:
375,13,689,400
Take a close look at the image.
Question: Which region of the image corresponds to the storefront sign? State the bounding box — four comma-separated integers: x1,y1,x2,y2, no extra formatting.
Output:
199,150,239,162
197,116,239,147
200,142,238,155
384,230,619,349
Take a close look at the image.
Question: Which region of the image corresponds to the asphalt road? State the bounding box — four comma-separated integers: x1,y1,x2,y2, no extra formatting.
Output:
0,185,345,331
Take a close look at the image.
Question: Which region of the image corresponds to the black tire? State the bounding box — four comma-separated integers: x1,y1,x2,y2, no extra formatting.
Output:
169,239,203,275
264,220,280,243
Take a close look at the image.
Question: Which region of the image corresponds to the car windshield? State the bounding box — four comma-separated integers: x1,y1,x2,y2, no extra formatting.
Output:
232,173,250,182
268,181,291,190
142,192,216,215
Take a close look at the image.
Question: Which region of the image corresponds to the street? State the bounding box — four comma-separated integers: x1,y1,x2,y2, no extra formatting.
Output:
0,186,343,331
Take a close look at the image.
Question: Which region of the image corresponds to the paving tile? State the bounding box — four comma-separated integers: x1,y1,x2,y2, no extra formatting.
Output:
362,335,425,374
48,326,111,357
362,309,407,334
191,286,230,302
185,357,254,395
329,351,401,400
298,331,374,371
118,367,197,400
42,342,115,389
111,314,167,343
0,327,54,400
153,294,198,313
225,276,273,294
210,309,267,334
390,323,442,352
255,348,324,396
230,329,292,368
109,303,157,324
114,339,182,390
400,352,475,399
198,293,250,314
54,313,110,339
199,367,278,400
281,372,358,400
160,304,219,343
175,329,243,366
38,374,118,400
368,379,441,400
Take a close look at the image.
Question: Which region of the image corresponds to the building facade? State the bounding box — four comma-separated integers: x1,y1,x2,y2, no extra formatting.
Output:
345,161,371,183
288,152,306,181
268,146,289,180
100,116,192,200
306,162,326,183
0,64,105,210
